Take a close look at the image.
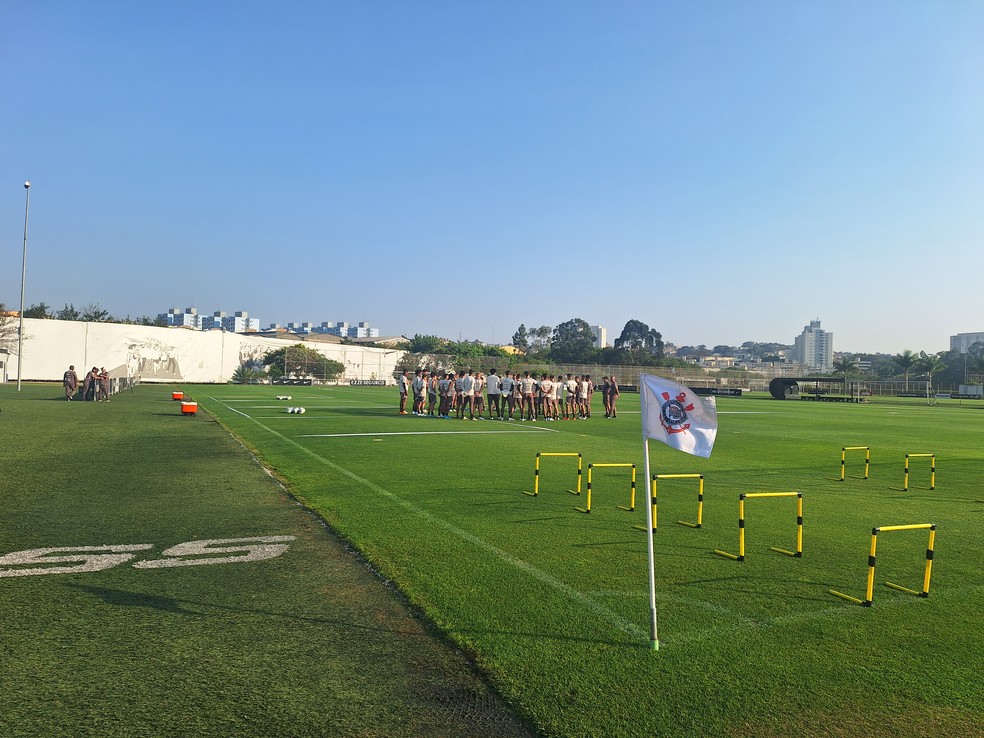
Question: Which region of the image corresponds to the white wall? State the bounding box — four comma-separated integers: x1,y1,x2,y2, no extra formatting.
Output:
6,319,405,384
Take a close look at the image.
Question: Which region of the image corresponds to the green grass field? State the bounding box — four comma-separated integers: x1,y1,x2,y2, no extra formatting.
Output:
3,383,982,737
0,385,531,738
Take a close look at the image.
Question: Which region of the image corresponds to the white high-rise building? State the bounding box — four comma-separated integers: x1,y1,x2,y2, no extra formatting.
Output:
589,325,608,349
161,307,201,328
950,332,984,353
793,319,833,372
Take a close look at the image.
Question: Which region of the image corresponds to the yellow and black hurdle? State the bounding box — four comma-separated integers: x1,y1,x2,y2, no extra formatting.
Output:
903,453,935,491
829,523,936,607
576,463,636,514
714,492,803,561
634,474,704,532
527,452,582,497
840,446,870,481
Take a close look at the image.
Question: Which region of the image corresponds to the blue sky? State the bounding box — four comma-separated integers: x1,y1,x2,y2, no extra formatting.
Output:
2,2,982,353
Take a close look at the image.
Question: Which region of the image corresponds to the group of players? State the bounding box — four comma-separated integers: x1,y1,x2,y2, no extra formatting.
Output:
61,365,112,402
398,368,620,421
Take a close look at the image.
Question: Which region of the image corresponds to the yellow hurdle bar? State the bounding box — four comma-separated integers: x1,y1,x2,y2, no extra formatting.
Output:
714,492,803,561
903,453,935,491
577,463,636,514
634,474,705,533
840,446,870,481
828,523,936,606
529,452,582,497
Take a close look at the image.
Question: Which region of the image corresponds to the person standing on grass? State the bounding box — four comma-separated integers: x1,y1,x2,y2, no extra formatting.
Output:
602,375,612,417
576,375,589,418
411,369,426,415
512,371,524,420
520,371,536,421
539,374,554,421
608,376,620,418
398,369,410,414
427,371,439,416
473,372,486,420
96,367,111,402
486,368,501,419
500,371,515,420
82,366,98,401
63,365,79,401
438,372,453,418
584,375,594,418
565,374,578,419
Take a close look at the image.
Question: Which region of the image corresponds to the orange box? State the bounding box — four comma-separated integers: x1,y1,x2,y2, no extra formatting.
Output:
181,401,198,415
172,391,184,400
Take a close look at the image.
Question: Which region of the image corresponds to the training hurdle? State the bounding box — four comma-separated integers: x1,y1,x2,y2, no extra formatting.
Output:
714,492,803,561
829,524,936,606
527,452,582,497
576,464,636,513
634,474,704,532
840,446,870,481
903,453,935,491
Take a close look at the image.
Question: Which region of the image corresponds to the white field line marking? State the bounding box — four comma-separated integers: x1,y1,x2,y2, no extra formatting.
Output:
205,395,646,641
602,410,788,415
297,429,557,438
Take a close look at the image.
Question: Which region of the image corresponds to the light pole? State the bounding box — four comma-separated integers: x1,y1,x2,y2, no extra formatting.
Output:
17,180,31,391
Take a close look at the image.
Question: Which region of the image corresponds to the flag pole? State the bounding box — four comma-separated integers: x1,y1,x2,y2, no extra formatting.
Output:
642,390,659,651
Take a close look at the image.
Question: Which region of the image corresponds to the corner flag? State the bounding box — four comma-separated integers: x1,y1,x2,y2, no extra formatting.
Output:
640,373,718,459
640,373,719,652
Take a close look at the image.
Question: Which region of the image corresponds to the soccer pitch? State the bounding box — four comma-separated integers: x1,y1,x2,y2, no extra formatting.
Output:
2,384,982,737
199,386,982,737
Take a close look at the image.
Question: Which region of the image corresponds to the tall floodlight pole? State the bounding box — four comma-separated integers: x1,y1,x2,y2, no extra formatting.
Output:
17,180,31,391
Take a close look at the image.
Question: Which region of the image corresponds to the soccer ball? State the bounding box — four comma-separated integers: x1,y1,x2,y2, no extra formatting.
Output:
297,407,306,414
286,407,296,414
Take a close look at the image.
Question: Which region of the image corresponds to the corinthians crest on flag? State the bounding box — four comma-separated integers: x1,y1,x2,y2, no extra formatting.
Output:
640,373,718,458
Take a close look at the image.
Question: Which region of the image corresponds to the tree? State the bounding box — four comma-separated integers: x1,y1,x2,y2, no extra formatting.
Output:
511,324,529,352
676,345,711,358
80,303,111,322
613,319,664,365
915,351,947,393
970,355,984,384
263,344,345,381
712,345,736,356
23,302,52,319
231,364,267,384
0,302,18,353
56,304,81,321
406,334,446,354
550,318,597,363
832,357,857,394
893,349,917,391
528,326,552,351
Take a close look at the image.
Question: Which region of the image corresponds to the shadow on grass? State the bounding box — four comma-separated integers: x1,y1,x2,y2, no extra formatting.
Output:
62,582,431,636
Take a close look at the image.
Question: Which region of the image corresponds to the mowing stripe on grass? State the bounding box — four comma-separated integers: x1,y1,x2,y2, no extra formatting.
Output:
206,395,648,642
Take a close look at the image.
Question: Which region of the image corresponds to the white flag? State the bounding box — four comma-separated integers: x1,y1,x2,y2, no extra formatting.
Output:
640,373,718,458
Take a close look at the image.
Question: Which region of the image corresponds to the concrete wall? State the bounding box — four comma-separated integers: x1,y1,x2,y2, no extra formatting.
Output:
5,319,405,384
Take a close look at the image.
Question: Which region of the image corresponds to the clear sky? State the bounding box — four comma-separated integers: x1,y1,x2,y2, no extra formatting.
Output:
2,2,982,354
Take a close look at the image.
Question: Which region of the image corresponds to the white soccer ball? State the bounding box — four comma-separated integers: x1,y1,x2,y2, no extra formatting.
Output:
286,395,292,400
297,407,306,414
286,407,295,414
